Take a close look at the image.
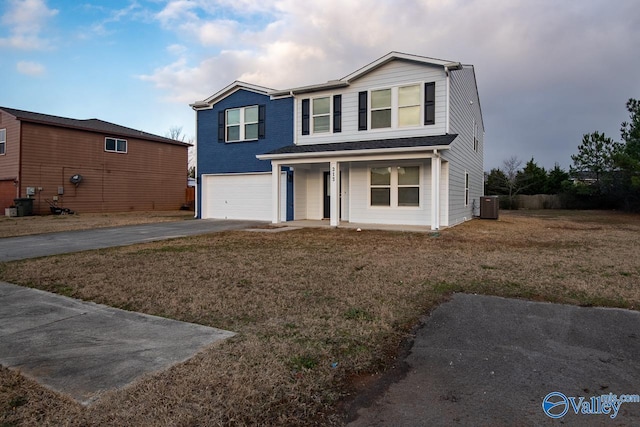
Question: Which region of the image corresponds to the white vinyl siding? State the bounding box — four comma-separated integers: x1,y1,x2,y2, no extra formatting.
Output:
296,60,447,145
445,65,484,225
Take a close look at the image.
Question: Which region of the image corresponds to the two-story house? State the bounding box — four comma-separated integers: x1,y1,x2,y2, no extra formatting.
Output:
192,52,484,229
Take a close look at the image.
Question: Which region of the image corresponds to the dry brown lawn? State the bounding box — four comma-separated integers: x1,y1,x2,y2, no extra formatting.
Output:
1,210,639,426
0,210,194,238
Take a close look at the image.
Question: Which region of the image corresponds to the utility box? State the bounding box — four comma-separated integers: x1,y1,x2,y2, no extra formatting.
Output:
480,196,499,220
14,198,34,217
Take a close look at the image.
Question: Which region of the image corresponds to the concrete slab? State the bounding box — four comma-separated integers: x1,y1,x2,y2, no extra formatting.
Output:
347,293,640,426
0,281,235,405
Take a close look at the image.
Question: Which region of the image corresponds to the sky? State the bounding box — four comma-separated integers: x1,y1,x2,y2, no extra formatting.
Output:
1,0,639,171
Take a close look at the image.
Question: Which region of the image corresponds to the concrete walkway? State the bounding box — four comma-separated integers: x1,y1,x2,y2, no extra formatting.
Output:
347,294,640,426
0,219,262,262
0,281,235,405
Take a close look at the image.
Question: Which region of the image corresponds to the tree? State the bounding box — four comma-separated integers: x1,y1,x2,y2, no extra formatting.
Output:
570,131,621,194
485,168,509,195
516,158,547,195
545,163,570,194
166,126,195,177
616,98,640,188
501,156,523,209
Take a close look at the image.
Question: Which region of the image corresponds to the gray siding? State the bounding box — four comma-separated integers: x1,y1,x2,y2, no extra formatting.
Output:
443,65,484,226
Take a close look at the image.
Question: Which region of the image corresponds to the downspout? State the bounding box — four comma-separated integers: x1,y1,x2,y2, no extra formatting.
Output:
445,67,451,134
17,119,22,199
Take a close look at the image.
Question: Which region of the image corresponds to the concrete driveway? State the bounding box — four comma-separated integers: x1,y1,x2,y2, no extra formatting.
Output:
346,293,640,426
0,219,262,262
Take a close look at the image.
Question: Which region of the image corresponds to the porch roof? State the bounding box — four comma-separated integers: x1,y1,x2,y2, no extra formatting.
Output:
257,134,457,160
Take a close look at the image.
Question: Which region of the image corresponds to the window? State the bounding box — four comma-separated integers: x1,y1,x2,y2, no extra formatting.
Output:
370,167,391,206
473,119,479,152
370,165,421,207
105,137,127,153
397,166,420,206
398,85,421,127
302,96,341,135
371,89,391,129
360,83,434,131
226,105,258,142
465,172,470,206
312,97,330,133
0,129,5,155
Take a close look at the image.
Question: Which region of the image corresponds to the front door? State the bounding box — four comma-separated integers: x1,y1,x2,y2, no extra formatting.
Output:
323,171,330,219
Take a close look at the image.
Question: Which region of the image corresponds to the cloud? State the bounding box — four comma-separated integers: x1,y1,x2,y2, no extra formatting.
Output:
140,0,640,169
16,60,46,76
0,0,58,50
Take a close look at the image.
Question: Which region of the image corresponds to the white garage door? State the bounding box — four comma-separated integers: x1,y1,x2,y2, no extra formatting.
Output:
202,173,287,221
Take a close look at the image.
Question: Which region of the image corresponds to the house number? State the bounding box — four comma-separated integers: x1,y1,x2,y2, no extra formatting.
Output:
331,166,336,182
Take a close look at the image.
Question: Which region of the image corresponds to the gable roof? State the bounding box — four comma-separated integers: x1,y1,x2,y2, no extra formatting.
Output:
269,51,462,97
257,134,457,160
190,81,274,110
0,107,189,146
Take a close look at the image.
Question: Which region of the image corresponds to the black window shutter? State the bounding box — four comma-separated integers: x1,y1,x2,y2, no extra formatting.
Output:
333,95,342,133
218,110,225,141
424,82,435,125
301,99,310,135
258,105,266,139
358,91,368,130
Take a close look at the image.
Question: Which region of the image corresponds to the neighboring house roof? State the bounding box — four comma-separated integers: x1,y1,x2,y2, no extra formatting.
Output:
0,106,189,146
269,51,462,97
190,81,275,109
258,134,457,160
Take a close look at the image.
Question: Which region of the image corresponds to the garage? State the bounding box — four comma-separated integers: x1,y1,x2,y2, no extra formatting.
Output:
201,172,290,221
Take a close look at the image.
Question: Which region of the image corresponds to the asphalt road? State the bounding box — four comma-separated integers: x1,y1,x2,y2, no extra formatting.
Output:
0,219,262,262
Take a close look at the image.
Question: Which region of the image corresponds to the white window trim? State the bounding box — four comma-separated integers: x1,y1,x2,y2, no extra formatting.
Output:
0,129,5,156
226,105,259,143
311,96,331,135
368,164,422,209
368,83,423,131
105,137,127,153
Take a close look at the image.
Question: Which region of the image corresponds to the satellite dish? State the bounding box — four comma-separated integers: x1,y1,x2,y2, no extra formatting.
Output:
70,174,83,185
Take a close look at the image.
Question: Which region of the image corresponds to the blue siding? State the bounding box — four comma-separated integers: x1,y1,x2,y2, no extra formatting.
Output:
196,89,293,218
196,90,293,174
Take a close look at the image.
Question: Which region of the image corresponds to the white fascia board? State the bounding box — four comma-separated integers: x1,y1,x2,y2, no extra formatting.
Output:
269,80,349,97
257,145,451,162
191,81,274,110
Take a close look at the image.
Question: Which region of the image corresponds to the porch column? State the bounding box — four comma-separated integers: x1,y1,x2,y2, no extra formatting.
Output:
330,161,340,227
272,162,281,224
431,155,441,230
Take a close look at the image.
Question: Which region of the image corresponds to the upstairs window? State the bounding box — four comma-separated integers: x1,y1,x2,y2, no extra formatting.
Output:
105,137,127,153
226,105,258,142
218,105,265,142
312,97,330,133
0,129,5,155
360,83,433,131
371,89,391,129
302,96,342,135
398,85,421,127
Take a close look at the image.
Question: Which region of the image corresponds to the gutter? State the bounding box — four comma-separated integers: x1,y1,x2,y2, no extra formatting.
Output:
257,144,451,161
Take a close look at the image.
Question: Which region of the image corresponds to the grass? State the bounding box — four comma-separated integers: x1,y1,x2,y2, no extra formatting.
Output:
0,210,639,425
